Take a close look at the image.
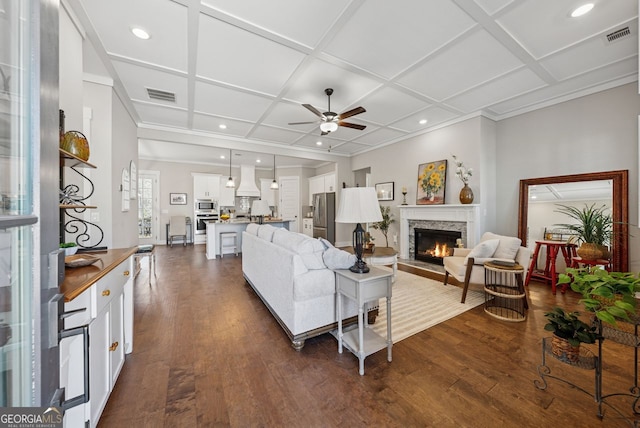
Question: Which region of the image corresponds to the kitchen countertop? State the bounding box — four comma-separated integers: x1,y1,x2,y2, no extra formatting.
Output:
60,247,137,301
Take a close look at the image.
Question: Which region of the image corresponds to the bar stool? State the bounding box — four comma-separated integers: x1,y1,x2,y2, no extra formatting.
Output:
135,244,157,286
219,232,238,258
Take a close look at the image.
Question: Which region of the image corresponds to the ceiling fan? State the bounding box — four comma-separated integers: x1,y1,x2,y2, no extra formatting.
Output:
288,88,366,135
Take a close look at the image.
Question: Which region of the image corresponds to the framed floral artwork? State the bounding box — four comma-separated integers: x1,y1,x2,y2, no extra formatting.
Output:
416,160,447,205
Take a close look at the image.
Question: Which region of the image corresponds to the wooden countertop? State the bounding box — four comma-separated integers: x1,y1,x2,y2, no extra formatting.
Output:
60,247,137,301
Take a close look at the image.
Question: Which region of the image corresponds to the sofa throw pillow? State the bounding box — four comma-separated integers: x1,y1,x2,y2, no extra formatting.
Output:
323,248,356,270
481,232,521,260
318,237,334,250
245,223,259,236
272,229,326,270
257,224,277,242
464,239,500,265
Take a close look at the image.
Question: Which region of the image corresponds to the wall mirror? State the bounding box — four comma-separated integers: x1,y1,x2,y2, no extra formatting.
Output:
518,170,628,271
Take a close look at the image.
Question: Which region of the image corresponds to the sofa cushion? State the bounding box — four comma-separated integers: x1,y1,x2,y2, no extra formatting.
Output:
323,248,357,270
481,232,522,260
272,229,325,270
245,223,259,236
464,239,499,265
257,224,277,242
318,237,334,250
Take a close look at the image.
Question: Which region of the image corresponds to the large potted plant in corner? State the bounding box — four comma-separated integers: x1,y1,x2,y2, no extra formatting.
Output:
544,307,599,363
558,268,640,328
554,203,612,260
371,205,394,247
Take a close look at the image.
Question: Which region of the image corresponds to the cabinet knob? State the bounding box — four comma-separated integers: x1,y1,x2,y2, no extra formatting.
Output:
102,289,110,297
123,270,130,276
109,341,119,352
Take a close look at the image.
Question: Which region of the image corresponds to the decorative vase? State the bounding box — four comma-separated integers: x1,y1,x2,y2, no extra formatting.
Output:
577,242,604,260
551,335,580,363
60,130,90,161
459,184,474,204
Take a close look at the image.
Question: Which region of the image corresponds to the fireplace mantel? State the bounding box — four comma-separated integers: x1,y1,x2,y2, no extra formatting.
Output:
398,204,481,259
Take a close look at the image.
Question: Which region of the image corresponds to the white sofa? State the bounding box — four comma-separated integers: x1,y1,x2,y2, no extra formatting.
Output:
242,224,359,350
443,232,532,303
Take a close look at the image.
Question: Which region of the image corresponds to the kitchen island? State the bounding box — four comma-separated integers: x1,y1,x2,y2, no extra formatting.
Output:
205,219,290,259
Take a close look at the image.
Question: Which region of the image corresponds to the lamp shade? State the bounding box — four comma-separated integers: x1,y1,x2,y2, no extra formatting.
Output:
335,187,382,224
251,199,270,216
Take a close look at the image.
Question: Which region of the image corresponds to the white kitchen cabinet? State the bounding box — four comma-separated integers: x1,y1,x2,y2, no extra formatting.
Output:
219,177,236,207
193,173,221,200
308,173,336,204
302,218,313,237
61,254,133,428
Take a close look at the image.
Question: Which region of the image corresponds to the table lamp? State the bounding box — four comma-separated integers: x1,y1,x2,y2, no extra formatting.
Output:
335,187,382,273
251,199,270,224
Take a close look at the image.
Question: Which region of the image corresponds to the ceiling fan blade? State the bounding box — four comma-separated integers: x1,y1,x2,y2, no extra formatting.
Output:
338,106,366,120
288,121,317,125
303,104,324,118
339,121,366,131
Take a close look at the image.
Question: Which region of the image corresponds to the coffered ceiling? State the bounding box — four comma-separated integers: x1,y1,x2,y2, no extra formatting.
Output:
68,0,638,167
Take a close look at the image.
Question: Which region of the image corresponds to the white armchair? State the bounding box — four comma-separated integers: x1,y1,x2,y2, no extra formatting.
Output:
443,232,531,303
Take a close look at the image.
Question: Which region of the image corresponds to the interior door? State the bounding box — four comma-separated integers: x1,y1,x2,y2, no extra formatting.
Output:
279,176,299,233
138,171,159,244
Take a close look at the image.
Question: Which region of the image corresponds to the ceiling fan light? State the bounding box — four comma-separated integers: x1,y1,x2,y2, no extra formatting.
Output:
320,121,338,133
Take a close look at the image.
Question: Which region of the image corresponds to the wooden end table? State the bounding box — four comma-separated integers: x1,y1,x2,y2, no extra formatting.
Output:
335,266,393,375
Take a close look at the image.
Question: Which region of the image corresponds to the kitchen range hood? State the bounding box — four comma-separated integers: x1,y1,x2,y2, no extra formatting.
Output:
236,164,261,197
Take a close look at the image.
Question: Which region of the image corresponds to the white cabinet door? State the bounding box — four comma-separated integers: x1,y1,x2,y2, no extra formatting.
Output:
219,178,235,207
193,174,221,199
89,307,110,427
324,173,336,192
109,293,125,387
302,218,313,237
309,176,324,204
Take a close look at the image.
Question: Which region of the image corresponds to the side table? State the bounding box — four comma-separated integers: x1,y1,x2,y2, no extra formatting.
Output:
335,267,393,375
484,261,528,322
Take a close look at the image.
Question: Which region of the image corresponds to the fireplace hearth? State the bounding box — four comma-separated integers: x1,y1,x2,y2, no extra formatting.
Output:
414,228,462,265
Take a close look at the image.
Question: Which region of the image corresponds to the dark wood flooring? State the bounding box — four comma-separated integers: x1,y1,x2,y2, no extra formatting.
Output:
99,245,637,427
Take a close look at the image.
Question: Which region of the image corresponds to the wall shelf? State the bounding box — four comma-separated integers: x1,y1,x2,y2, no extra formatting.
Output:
59,148,97,169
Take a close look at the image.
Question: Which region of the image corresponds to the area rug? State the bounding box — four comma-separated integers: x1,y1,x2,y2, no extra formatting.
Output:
370,268,484,343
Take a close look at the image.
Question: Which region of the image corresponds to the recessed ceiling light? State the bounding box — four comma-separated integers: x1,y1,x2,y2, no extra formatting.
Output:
571,3,594,18
316,141,323,146
219,124,227,129
419,119,428,125
220,155,225,159
256,159,261,163
131,27,150,40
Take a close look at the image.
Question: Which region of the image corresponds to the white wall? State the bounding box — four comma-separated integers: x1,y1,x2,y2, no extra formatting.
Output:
350,117,485,251
496,83,640,272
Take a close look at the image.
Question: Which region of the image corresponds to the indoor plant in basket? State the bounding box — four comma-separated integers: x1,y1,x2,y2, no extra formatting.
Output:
554,203,612,260
544,307,599,363
558,268,640,327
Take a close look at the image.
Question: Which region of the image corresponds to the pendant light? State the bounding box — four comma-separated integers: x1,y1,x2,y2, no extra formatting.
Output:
225,149,235,188
270,154,279,190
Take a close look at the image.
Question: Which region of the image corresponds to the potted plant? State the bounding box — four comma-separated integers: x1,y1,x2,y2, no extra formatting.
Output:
544,307,599,362
554,203,612,260
558,268,640,327
371,205,394,247
60,242,78,256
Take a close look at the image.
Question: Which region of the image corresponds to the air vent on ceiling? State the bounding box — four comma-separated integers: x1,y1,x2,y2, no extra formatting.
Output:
146,88,176,102
605,27,631,43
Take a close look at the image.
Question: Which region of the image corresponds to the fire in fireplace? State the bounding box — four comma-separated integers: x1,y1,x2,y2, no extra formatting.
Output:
414,228,462,265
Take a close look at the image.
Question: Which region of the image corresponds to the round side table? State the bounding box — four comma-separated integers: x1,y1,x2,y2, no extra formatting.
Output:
483,261,528,322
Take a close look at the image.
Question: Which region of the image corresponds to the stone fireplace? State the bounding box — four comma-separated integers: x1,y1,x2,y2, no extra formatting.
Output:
399,205,481,260
414,228,462,265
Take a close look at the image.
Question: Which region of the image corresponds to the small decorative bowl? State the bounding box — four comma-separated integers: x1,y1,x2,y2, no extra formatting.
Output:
64,246,78,256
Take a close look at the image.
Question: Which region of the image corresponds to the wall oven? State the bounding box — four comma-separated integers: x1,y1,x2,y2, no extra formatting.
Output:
195,214,218,235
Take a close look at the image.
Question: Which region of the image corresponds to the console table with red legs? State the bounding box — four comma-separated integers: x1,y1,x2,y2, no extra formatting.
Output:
524,240,577,294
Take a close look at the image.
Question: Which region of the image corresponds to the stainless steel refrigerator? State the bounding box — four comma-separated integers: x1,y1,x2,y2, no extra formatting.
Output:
312,192,335,244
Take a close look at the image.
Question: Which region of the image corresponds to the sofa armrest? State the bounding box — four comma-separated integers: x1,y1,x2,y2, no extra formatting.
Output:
515,246,532,270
